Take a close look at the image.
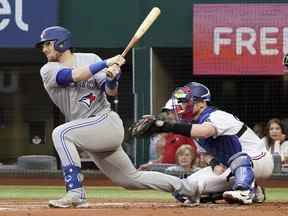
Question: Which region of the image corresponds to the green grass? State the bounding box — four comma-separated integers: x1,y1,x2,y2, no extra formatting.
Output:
0,186,172,200
0,186,287,202
265,188,288,202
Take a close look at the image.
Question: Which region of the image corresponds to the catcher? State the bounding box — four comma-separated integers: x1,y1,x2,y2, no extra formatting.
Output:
128,82,272,205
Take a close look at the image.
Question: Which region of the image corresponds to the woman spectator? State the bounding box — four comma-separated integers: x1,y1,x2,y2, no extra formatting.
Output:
262,118,288,164
166,144,200,173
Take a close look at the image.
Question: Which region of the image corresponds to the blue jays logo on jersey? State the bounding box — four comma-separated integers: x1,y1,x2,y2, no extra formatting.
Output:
79,93,96,108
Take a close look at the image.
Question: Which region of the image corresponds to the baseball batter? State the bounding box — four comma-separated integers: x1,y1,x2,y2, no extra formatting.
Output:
136,82,274,204
36,26,194,208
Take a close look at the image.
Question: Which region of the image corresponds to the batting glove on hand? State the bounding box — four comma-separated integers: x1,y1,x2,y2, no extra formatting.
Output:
106,64,121,80
106,55,126,67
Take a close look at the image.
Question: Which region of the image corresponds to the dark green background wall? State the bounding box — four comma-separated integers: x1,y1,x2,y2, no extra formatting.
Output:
59,0,193,48
59,0,286,48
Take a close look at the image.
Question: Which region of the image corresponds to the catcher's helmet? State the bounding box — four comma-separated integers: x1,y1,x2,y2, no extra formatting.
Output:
172,82,211,120
185,82,211,102
173,82,211,103
35,26,72,52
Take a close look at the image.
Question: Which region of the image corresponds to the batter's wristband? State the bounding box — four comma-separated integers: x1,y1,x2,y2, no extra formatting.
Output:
209,158,220,170
89,60,108,75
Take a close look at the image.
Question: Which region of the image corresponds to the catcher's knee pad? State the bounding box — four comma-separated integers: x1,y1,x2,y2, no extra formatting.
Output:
228,152,255,190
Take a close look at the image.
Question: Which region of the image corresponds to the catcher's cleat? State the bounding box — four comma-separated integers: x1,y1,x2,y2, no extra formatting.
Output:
172,191,200,205
253,185,266,203
48,187,89,208
223,189,255,205
200,192,223,203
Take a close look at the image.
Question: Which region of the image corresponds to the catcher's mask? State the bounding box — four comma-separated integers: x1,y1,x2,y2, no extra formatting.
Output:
172,82,211,120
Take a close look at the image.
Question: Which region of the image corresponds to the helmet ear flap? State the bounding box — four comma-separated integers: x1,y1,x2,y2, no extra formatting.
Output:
54,38,71,52
57,41,64,51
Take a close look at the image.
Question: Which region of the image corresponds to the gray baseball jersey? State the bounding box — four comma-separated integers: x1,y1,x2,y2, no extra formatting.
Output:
40,53,110,122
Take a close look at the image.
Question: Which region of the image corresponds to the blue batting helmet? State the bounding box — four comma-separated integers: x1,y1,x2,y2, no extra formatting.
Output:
35,26,72,52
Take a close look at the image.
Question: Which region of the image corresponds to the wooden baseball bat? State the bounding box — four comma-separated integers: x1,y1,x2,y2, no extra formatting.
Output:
121,7,161,57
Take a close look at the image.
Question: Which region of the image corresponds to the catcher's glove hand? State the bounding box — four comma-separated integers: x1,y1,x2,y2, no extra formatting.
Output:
127,115,157,138
126,113,173,140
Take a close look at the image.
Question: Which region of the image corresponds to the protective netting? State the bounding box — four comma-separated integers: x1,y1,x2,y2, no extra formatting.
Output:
153,48,288,127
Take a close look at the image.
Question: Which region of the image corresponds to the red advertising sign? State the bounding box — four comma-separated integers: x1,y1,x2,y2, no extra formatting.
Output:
193,4,288,75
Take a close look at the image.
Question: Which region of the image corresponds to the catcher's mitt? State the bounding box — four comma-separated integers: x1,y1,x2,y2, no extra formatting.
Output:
127,115,157,138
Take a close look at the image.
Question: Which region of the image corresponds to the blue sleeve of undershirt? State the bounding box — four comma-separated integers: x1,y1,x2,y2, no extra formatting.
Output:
56,68,73,87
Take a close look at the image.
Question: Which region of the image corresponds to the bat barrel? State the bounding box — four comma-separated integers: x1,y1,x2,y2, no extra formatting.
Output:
121,7,161,57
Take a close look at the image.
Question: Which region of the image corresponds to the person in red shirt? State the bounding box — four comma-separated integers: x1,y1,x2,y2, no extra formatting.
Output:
160,133,197,164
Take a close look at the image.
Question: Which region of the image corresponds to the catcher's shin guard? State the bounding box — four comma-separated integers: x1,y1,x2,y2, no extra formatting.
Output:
228,152,255,190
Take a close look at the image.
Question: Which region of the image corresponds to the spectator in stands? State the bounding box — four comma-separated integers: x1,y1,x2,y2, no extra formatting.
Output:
262,118,288,163
149,134,162,161
148,100,176,162
159,132,197,164
140,127,198,170
166,144,200,173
